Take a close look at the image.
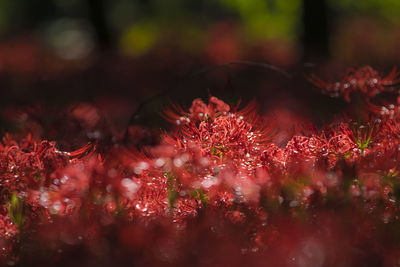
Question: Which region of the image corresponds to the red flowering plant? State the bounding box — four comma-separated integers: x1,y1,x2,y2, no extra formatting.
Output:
119,97,273,227
308,66,400,103
308,66,400,124
166,98,272,202
5,66,400,265
107,90,400,264
0,134,97,264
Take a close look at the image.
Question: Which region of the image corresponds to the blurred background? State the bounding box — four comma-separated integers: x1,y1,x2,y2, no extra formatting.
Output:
0,0,399,148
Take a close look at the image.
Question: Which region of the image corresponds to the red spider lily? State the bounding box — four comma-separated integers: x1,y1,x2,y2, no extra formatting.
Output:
308,66,400,102
262,122,358,175
163,97,271,157
162,98,274,205
5,84,400,266
0,207,18,264
117,98,276,226
0,135,99,262
163,96,230,125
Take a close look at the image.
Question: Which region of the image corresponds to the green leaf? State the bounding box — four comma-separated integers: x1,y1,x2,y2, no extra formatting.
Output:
166,172,178,209
8,193,24,229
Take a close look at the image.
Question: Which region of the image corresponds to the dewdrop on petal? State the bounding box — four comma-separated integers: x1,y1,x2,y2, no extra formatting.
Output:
121,178,140,198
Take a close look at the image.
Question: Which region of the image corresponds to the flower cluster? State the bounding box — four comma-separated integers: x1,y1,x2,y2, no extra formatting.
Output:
0,135,98,264
309,66,400,102
3,67,400,265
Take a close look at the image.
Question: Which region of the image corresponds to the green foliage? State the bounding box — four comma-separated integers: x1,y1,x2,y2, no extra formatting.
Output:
166,172,177,210
220,0,301,40
329,0,400,23
0,0,18,34
120,22,159,56
8,193,24,229
191,188,209,204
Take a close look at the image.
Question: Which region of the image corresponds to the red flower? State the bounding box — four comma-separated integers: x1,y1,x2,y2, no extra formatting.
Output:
308,66,400,102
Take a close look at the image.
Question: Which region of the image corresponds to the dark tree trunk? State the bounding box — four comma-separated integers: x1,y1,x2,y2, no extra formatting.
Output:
23,0,57,30
302,0,330,61
87,0,111,49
